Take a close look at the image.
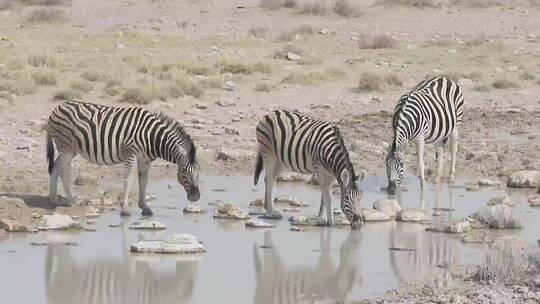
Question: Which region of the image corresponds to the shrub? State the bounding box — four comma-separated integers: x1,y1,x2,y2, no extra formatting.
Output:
334,0,361,17
283,0,297,8
70,81,93,93
260,0,283,10
273,44,304,59
299,1,328,15
180,63,214,76
119,87,154,104
217,60,253,74
26,53,57,67
254,83,273,92
358,72,402,91
358,34,398,49
53,89,81,101
199,75,224,89
81,70,104,82
492,78,519,90
474,247,540,282
0,0,13,10
249,26,269,38
32,70,56,85
473,84,492,92
25,8,66,23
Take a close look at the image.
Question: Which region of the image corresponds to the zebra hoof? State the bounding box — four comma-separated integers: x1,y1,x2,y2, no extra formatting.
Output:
259,211,282,220
141,207,153,217
120,209,132,217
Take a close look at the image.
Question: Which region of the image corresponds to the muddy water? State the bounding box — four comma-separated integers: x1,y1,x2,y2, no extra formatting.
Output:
0,175,539,304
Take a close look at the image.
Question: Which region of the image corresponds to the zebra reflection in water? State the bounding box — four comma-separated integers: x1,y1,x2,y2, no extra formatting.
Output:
253,229,361,304
389,184,459,287
44,223,199,304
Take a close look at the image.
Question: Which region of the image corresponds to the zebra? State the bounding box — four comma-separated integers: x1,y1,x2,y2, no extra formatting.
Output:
385,76,464,194
46,100,200,216
254,110,363,229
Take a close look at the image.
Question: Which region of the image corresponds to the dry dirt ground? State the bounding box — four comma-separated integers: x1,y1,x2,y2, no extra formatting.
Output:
0,0,539,301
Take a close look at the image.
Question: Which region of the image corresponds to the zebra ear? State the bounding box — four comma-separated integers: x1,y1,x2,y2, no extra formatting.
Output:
340,169,350,185
357,169,366,182
382,141,391,151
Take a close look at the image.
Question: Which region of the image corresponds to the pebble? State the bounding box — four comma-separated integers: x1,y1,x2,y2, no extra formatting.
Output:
362,208,393,222
129,220,166,230
373,198,402,217
507,170,540,188
215,98,235,107
213,203,249,220
396,208,428,222
222,81,237,91
273,195,309,207
183,203,208,214
478,178,501,186
245,220,275,228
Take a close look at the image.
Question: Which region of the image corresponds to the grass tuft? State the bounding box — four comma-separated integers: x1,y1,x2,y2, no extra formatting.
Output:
492,78,519,90
375,0,441,8
119,87,155,104
32,69,56,85
474,247,540,282
70,81,93,93
358,34,398,49
357,72,402,91
25,8,66,23
334,0,361,17
53,89,81,101
81,70,105,82
299,1,328,15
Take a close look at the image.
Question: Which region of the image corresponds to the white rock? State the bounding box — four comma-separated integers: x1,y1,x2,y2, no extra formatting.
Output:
195,103,207,110
222,81,237,91
362,208,392,222
130,233,205,254
319,28,330,35
396,209,428,222
289,215,326,226
39,214,76,230
183,203,207,213
129,220,166,230
245,220,275,228
273,195,309,207
528,196,540,206
373,199,402,217
478,179,501,186
0,219,25,232
213,203,249,220
426,221,471,233
487,194,513,206
507,170,540,188
215,98,235,107
73,174,98,186
286,52,301,61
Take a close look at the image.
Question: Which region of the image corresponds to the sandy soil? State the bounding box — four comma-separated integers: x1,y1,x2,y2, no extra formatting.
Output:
0,0,539,301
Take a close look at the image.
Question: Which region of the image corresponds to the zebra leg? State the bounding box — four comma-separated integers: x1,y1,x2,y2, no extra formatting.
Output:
449,129,458,184
48,158,61,206
435,146,444,183
260,158,282,220
416,137,426,190
137,159,153,216
318,172,333,226
318,196,325,217
59,153,75,206
120,159,136,217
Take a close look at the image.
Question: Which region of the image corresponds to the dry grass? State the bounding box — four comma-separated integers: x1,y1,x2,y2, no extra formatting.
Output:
474,247,540,282
53,89,81,101
217,60,273,75
81,70,105,82
283,0,297,7
260,0,297,10
273,44,304,59
450,0,503,8
21,0,70,5
199,75,224,89
70,81,93,93
358,34,398,49
299,1,329,15
357,72,403,91
0,91,14,103
249,26,269,38
519,72,536,81
25,8,66,23
492,78,519,90
26,53,57,68
0,0,13,10
375,0,441,8
297,55,322,65
2,74,37,95
179,63,214,76
254,83,274,92
282,68,345,86
173,74,204,98
277,25,315,42
119,87,156,104
473,84,493,92
32,69,56,85
442,71,482,82
334,0,361,17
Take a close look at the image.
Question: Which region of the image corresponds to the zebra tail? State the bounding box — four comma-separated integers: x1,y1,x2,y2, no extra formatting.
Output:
46,132,54,175
254,153,263,185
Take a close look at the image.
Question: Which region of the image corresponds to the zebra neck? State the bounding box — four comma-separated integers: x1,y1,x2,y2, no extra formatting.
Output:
392,131,408,152
154,135,185,164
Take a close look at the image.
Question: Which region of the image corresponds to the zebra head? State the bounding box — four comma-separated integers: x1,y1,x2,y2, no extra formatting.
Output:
340,169,363,229
177,145,200,202
385,146,404,195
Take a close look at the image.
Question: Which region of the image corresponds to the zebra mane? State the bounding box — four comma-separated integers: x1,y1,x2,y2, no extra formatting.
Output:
154,112,196,163
333,126,358,184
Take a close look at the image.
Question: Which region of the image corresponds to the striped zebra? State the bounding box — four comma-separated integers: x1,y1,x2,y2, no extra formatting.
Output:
385,76,464,194
46,101,200,216
254,110,363,229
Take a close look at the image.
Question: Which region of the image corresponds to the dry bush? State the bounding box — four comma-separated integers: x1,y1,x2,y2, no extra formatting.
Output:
519,72,535,81
252,61,275,73
283,0,297,7
0,91,14,103
473,84,492,92
119,87,156,104
6,75,37,95
249,26,269,38
474,247,540,282
104,79,121,96
260,0,283,10
26,53,57,68
254,83,274,92
282,68,345,86
358,34,398,49
179,63,214,76
173,74,204,98
375,0,441,8
217,60,272,75
441,71,482,82
492,78,519,90
199,75,224,89
273,44,304,58
21,0,70,5
0,0,13,10
334,0,361,17
299,1,328,15
357,72,402,91
81,70,105,82
277,25,315,42
32,69,56,85
25,8,66,23
70,81,93,93
53,89,81,101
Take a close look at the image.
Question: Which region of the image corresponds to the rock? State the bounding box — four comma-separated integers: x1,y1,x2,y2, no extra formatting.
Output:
471,204,522,229
319,28,330,34
222,81,237,91
396,209,428,222
373,198,402,217
129,220,166,230
289,215,326,226
487,194,514,206
479,179,501,186
224,127,239,135
0,219,25,232
282,207,300,212
507,170,540,188
528,196,540,206
0,196,26,208
183,203,207,213
195,103,207,110
245,220,275,228
130,233,205,254
249,198,264,207
332,209,351,225
216,148,253,161
39,214,77,230
361,208,392,222
86,219,96,224
213,203,249,220
215,98,235,107
290,226,303,231
276,172,311,182
286,52,301,61
73,174,98,186
273,195,309,207
115,42,126,50
465,183,480,191
426,221,471,233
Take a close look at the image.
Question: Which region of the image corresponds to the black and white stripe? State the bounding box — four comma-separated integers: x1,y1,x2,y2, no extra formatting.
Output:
47,101,200,215
254,110,363,228
385,76,464,194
